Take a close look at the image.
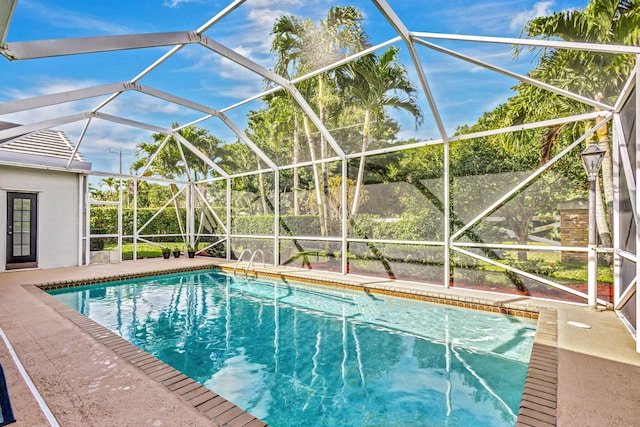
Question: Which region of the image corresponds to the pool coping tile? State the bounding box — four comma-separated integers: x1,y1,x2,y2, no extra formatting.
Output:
517,308,558,426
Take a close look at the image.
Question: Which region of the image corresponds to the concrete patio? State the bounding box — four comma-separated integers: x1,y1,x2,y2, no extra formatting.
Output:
0,257,639,426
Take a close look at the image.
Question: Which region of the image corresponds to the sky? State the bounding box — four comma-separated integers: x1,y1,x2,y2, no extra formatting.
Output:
0,0,590,174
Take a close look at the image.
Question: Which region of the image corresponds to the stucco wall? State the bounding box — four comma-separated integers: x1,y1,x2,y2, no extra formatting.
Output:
0,165,82,271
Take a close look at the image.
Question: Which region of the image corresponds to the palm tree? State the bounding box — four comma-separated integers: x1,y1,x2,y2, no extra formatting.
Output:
99,177,119,201
337,46,423,217
271,6,367,236
515,0,640,249
252,93,302,215
131,124,225,245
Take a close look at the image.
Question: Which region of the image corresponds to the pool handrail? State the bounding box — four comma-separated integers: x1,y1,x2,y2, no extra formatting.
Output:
233,248,252,276
246,249,265,278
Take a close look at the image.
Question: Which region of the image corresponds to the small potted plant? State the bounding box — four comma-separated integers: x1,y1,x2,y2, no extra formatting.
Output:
161,247,171,259
172,247,181,258
187,244,197,258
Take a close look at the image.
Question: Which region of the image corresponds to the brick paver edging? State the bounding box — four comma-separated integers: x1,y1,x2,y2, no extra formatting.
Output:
223,266,541,319
516,308,558,426
36,262,540,319
36,264,220,291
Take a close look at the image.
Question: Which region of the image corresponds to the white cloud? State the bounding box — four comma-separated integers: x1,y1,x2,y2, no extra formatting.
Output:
177,47,265,88
427,1,553,36
3,77,102,99
20,0,132,35
0,77,159,171
246,6,293,29
509,1,554,32
163,0,202,7
216,84,264,100
248,0,302,7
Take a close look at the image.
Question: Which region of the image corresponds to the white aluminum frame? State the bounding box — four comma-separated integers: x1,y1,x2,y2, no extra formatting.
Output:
1,0,639,348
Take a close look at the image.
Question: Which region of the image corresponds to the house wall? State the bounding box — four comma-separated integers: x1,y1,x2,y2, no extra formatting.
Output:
0,165,82,271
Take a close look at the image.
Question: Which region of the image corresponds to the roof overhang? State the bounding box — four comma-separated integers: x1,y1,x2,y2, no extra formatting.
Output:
0,151,92,171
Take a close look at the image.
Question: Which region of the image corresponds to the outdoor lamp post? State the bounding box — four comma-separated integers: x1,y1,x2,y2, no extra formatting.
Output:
580,142,605,309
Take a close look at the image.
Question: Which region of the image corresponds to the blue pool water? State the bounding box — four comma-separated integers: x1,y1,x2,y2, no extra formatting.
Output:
49,269,536,426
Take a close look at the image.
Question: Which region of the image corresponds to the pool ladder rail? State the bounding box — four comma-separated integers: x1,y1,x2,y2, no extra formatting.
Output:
233,249,266,278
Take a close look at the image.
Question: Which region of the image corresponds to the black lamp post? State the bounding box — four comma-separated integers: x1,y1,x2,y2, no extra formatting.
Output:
580,142,605,308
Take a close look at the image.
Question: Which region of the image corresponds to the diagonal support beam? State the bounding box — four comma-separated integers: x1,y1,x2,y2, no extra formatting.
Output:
138,134,171,178
196,34,345,160
372,0,449,141
2,31,199,60
0,82,129,114
66,117,92,169
410,31,640,56
92,112,171,134
451,115,612,241
0,112,88,144
134,84,220,116
138,185,186,234
217,112,277,170
172,132,228,178
175,137,193,182
193,184,228,233
412,37,612,111
0,0,17,46
452,246,594,302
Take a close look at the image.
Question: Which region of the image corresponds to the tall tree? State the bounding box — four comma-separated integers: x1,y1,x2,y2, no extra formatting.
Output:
515,0,640,249
337,46,423,217
247,95,299,214
271,6,367,236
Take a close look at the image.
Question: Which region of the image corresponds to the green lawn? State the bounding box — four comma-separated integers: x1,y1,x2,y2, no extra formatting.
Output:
104,241,186,260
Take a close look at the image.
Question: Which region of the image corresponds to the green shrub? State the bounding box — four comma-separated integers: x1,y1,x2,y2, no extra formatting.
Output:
232,214,274,235
91,206,187,238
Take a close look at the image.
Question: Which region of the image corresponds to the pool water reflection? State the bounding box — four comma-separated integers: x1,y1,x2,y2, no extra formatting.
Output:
49,269,536,426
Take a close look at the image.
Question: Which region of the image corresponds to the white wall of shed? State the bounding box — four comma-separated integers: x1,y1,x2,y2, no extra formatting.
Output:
0,165,82,271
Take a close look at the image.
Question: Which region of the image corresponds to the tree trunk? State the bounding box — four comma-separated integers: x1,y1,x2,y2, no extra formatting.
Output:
596,130,613,248
515,194,530,261
293,113,300,216
169,183,186,243
598,136,613,206
256,157,269,214
318,75,330,236
194,169,210,241
196,185,207,237
303,116,327,237
594,98,613,207
350,110,371,218
595,177,612,248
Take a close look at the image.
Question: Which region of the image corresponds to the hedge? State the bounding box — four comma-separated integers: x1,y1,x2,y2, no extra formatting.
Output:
90,206,188,236
91,207,443,241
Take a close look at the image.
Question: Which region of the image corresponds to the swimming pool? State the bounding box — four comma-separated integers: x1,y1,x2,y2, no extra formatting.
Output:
49,269,536,426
